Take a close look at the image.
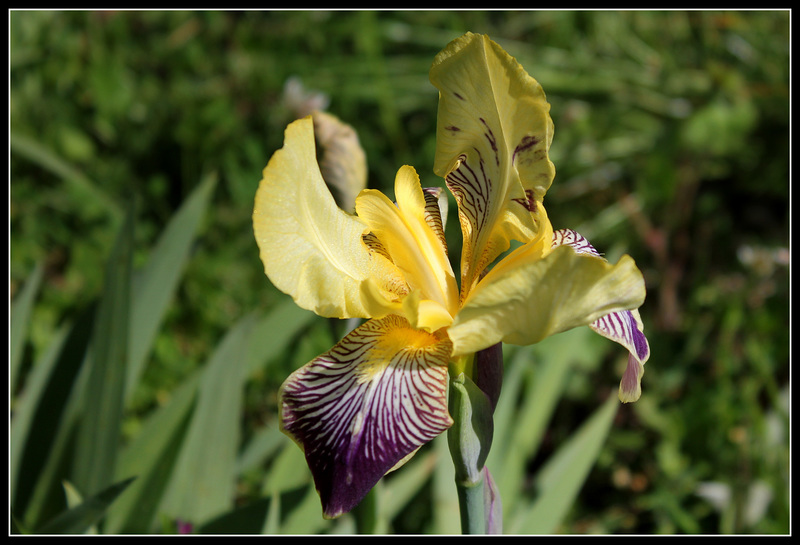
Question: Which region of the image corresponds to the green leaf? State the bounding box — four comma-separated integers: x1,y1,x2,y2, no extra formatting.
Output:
104,376,199,533
276,483,327,534
381,449,438,521
12,304,96,529
157,313,257,525
35,477,136,535
198,497,272,535
126,172,217,399
263,439,312,497
244,297,316,376
236,426,286,476
431,433,460,534
72,207,133,497
508,395,619,534
11,323,71,510
490,345,572,515
488,327,603,518
10,132,122,221
10,261,44,393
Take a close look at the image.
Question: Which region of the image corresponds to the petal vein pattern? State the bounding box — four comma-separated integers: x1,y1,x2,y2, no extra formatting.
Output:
553,229,651,402
430,32,556,298
279,315,453,518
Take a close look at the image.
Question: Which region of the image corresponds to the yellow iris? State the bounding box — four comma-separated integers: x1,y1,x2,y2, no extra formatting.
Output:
252,32,649,519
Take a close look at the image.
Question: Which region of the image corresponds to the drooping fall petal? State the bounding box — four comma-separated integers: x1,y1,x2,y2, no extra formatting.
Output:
253,116,402,319
552,229,650,402
591,309,649,402
279,315,454,519
430,32,555,298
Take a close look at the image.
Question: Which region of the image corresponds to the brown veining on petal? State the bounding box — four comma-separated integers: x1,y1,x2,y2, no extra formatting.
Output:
422,187,449,257
512,135,539,166
512,189,537,212
479,118,500,167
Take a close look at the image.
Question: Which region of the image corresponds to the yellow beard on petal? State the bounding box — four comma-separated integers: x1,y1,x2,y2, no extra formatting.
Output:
355,324,445,384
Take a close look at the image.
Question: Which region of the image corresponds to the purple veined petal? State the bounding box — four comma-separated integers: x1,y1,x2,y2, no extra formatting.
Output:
591,309,650,403
551,228,602,256
279,314,454,519
553,228,650,402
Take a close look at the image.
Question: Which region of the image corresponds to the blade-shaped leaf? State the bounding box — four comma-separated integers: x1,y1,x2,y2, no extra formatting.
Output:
103,376,199,533
10,132,122,220
127,172,217,399
508,394,619,534
380,449,438,521
487,330,589,517
72,207,133,497
244,297,317,376
197,498,273,535
11,323,71,510
13,310,95,530
431,433,460,534
157,313,257,525
11,261,44,393
35,477,136,535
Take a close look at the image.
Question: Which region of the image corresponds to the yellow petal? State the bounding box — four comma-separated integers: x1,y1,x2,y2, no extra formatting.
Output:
253,116,399,319
355,166,459,318
430,33,555,298
447,245,646,357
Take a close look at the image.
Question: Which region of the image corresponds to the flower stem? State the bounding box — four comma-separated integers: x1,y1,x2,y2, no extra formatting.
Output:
447,372,494,534
455,474,486,534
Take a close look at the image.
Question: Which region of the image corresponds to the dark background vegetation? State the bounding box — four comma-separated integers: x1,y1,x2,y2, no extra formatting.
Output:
10,10,789,534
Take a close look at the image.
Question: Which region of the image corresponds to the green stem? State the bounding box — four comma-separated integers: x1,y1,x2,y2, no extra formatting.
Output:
456,475,485,534
447,372,494,534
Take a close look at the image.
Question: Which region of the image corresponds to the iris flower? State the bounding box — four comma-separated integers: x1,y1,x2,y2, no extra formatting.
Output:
253,32,649,521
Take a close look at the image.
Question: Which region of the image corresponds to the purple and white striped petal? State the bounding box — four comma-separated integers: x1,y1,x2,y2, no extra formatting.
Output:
590,309,650,402
279,314,453,518
553,228,650,402
551,228,603,257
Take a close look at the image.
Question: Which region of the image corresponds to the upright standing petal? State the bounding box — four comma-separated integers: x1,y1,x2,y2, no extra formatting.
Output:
430,32,555,297
253,116,402,318
355,166,459,322
279,315,454,519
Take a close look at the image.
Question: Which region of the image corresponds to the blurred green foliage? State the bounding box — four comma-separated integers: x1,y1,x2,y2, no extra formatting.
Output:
10,10,788,534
